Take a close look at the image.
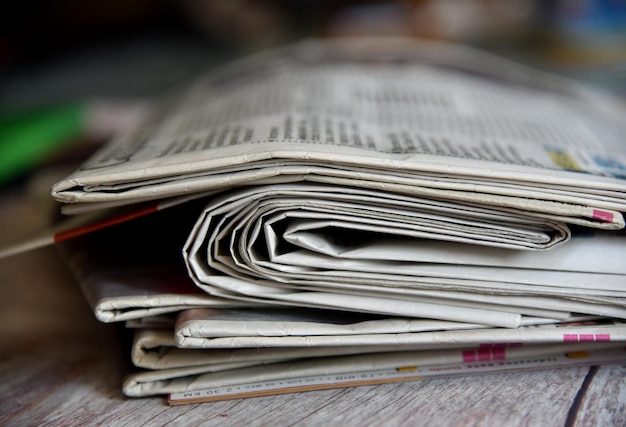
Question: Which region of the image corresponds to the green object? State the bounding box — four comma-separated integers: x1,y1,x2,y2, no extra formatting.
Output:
0,103,83,184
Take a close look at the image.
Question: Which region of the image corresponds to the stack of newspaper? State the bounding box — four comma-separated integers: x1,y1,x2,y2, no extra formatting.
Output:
48,38,626,403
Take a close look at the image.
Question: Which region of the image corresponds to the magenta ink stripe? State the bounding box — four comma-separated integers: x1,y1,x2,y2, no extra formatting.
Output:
492,347,506,360
563,334,579,342
592,209,614,223
462,350,476,363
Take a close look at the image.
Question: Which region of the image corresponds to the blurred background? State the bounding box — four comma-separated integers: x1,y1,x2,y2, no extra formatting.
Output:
1,0,625,193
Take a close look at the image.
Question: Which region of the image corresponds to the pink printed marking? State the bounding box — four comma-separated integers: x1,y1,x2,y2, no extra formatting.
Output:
462,350,476,363
580,334,595,342
592,209,614,223
563,334,579,342
595,334,611,342
478,349,491,361
492,347,506,360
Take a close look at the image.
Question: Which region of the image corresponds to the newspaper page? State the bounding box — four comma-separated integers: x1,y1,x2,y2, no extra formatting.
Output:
131,328,429,370
55,185,626,326
175,312,626,349
51,38,626,231
182,193,626,323
122,341,626,398
51,172,626,326
165,344,626,404
178,180,626,320
131,314,600,370
124,313,626,398
133,323,521,370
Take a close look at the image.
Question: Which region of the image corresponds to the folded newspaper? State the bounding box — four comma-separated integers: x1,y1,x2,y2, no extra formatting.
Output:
52,38,626,222
56,201,626,402
59,188,626,327
52,37,626,321
123,309,626,400
49,37,626,401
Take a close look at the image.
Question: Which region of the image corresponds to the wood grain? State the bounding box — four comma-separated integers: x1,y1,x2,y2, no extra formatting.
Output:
1,193,625,426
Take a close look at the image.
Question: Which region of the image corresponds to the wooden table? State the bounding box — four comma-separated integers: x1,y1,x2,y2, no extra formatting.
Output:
1,187,625,426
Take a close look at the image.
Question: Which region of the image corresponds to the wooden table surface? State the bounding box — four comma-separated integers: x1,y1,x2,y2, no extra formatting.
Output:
1,188,625,427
